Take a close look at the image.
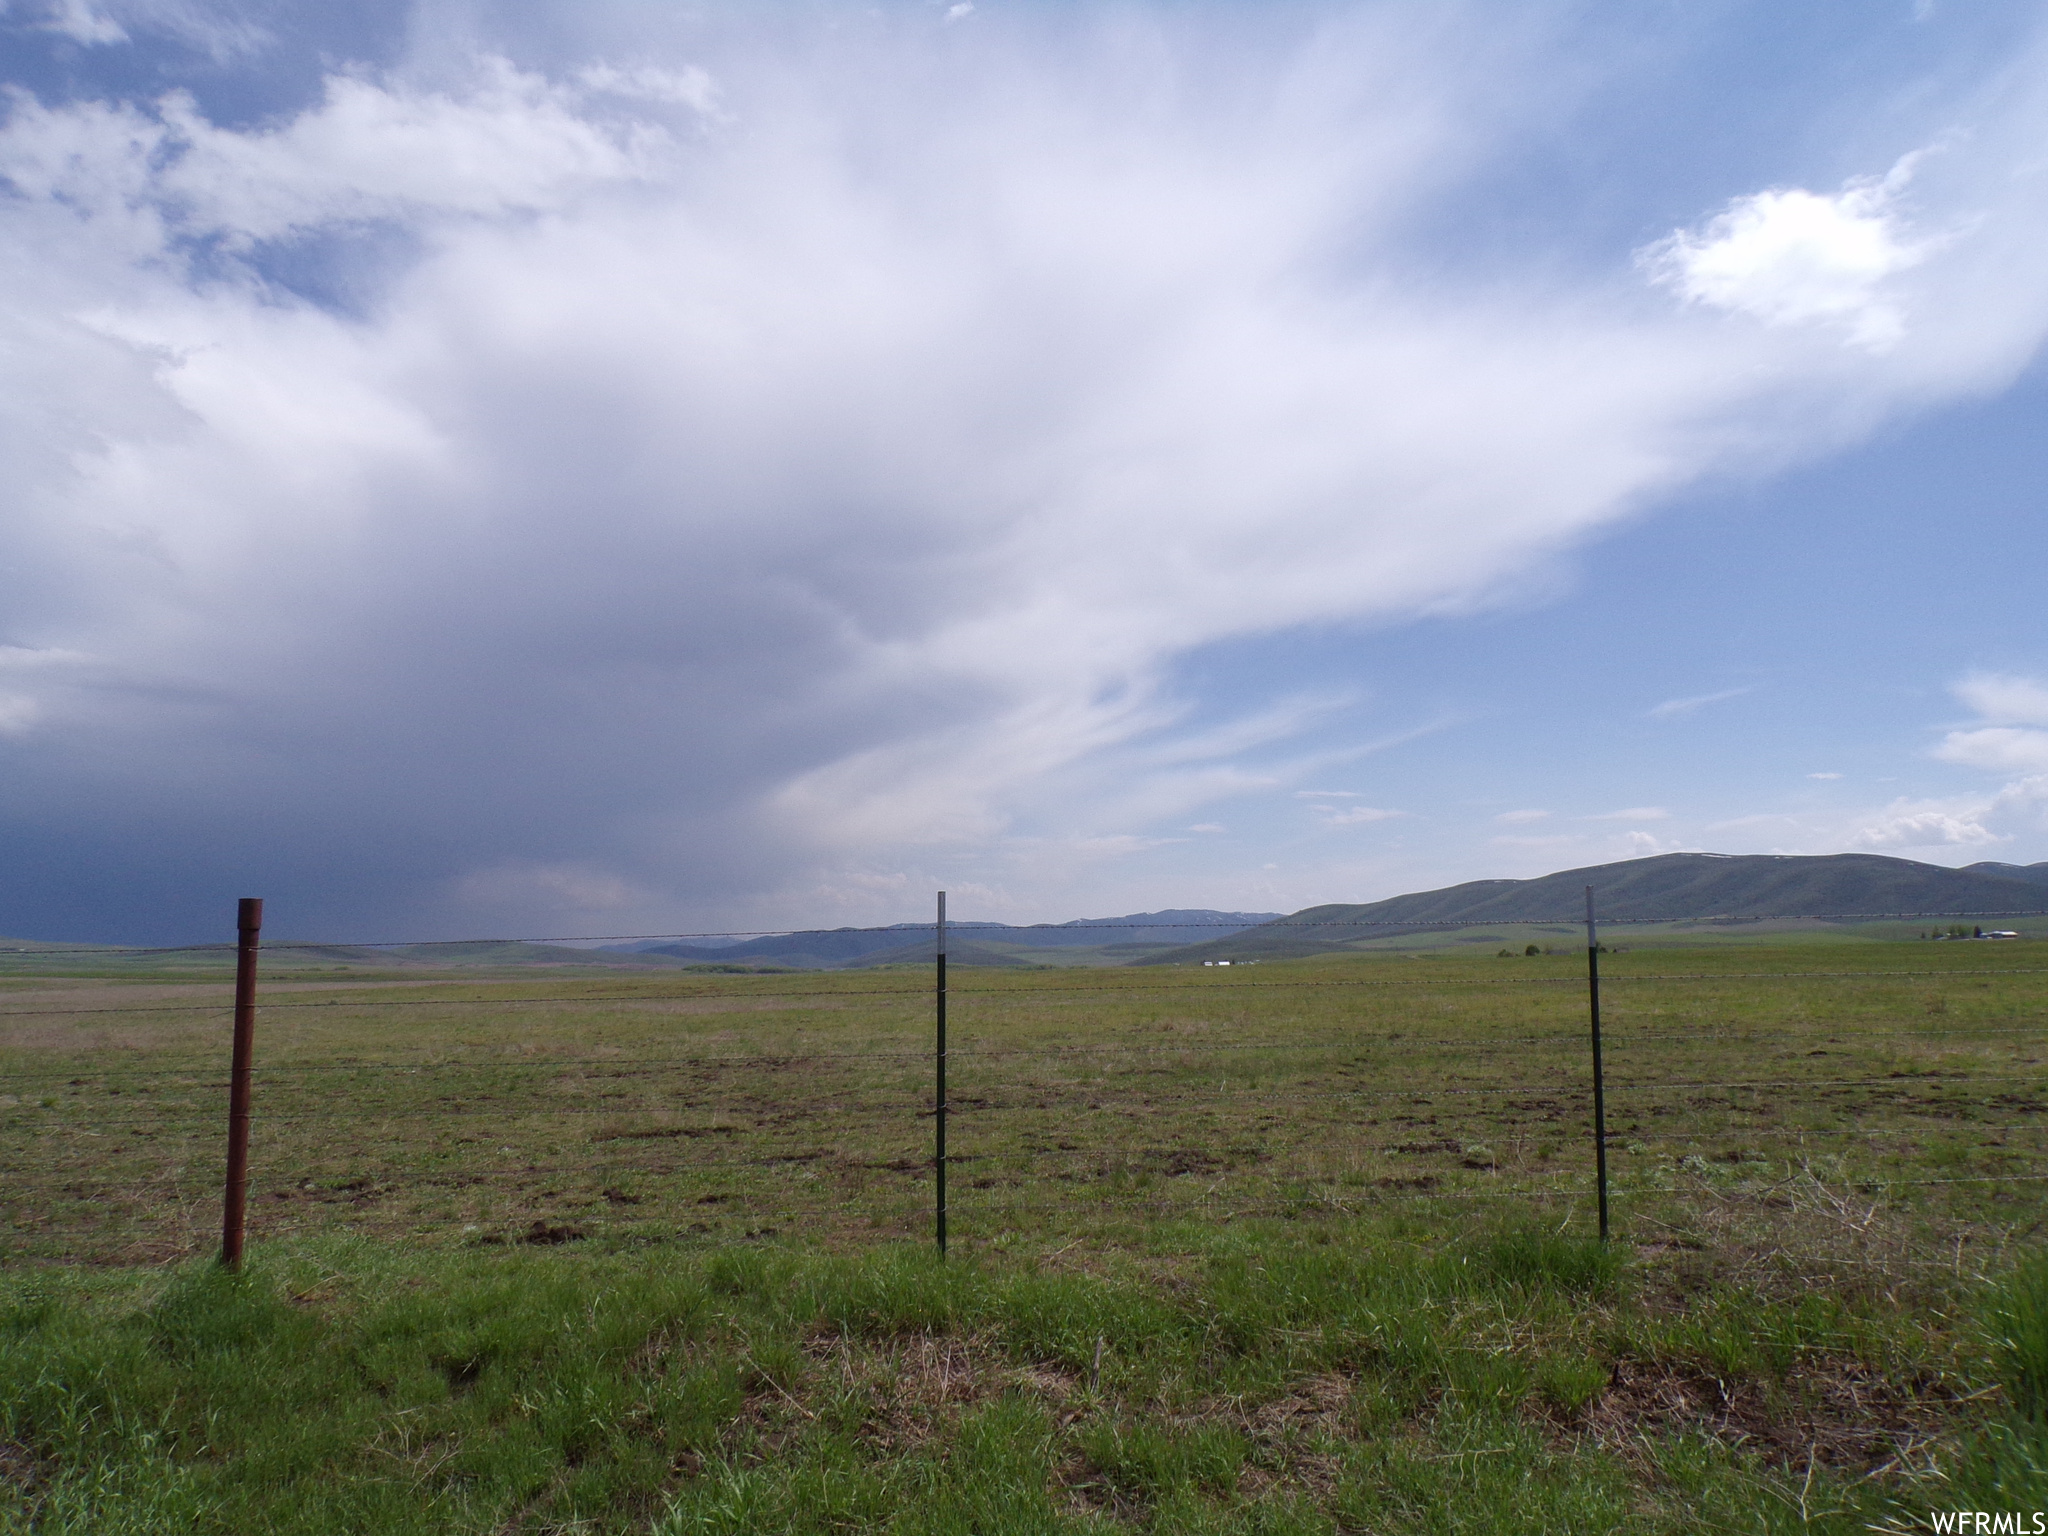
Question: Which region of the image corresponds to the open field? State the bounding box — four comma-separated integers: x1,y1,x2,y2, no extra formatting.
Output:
5,941,2048,1531
5,941,2047,1260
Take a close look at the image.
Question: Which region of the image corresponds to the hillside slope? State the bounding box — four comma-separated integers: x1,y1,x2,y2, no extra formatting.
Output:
1963,860,2048,887
1145,852,2048,963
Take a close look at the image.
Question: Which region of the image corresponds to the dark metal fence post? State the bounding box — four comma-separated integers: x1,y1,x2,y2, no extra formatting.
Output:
1584,886,1610,1242
935,891,948,1257
221,897,263,1270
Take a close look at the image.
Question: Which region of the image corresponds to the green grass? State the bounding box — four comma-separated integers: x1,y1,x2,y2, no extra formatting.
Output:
2,1229,2037,1534
3,941,2047,1529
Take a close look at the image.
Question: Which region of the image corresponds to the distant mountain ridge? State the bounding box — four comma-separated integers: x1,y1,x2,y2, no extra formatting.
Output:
12,858,2045,972
1148,853,2048,963
615,909,1281,969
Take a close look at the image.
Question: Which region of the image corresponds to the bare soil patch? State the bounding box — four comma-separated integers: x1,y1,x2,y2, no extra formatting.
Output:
0,1437,43,1497
1572,1356,1959,1471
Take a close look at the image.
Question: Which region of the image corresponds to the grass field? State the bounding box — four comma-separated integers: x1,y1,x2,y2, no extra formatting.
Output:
4,941,2048,1531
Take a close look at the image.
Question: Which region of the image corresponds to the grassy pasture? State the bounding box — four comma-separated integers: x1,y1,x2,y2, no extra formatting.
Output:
4,942,2048,1530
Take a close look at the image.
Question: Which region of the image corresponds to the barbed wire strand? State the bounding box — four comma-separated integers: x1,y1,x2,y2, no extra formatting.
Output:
15,1072,2043,1134
7,1169,2044,1219
11,1017,2048,1082
5,967,2048,1024
13,1116,2048,1186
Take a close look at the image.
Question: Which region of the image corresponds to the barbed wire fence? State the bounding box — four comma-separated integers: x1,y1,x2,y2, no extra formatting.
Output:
2,894,2046,1267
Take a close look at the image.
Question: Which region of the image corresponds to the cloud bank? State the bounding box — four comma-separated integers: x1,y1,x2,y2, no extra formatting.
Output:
3,5,2048,938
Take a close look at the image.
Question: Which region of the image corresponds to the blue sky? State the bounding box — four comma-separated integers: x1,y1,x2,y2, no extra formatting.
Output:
1098,366,2048,911
1,1,2045,942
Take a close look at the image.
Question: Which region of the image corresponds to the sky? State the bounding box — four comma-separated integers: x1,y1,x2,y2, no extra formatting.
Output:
2,0,2047,944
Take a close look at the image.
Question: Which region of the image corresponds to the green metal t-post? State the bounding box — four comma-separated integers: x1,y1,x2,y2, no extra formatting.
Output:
1585,886,1610,1242
935,891,948,1256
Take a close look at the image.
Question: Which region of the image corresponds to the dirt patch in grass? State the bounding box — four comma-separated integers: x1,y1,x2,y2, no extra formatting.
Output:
0,1438,44,1497
778,1332,1071,1460
1573,1357,1958,1471
1232,1374,1355,1500
1243,1372,1353,1439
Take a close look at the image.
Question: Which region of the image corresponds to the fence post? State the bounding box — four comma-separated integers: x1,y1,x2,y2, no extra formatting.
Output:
1584,886,1609,1242
935,891,948,1257
221,897,263,1270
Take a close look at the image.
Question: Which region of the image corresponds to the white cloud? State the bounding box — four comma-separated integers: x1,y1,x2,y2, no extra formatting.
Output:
1495,808,1549,823
1188,823,1224,833
35,0,127,45
1930,673,2048,776
1640,152,1940,350
1621,830,1688,856
575,63,722,113
1953,672,2048,727
1295,790,1361,799
1312,805,1404,827
1585,807,1671,822
36,0,272,60
1849,801,2005,850
1807,771,1843,780
1646,686,1749,719
1934,727,2048,775
0,61,656,255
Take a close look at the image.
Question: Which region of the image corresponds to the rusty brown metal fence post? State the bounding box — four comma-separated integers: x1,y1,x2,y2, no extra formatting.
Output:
221,897,262,1269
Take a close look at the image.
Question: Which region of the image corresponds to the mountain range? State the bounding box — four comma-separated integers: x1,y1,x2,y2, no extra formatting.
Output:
6,854,2043,972
605,910,1282,969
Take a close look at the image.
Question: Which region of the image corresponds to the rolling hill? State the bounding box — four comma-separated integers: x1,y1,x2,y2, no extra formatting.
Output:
1144,852,2048,964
